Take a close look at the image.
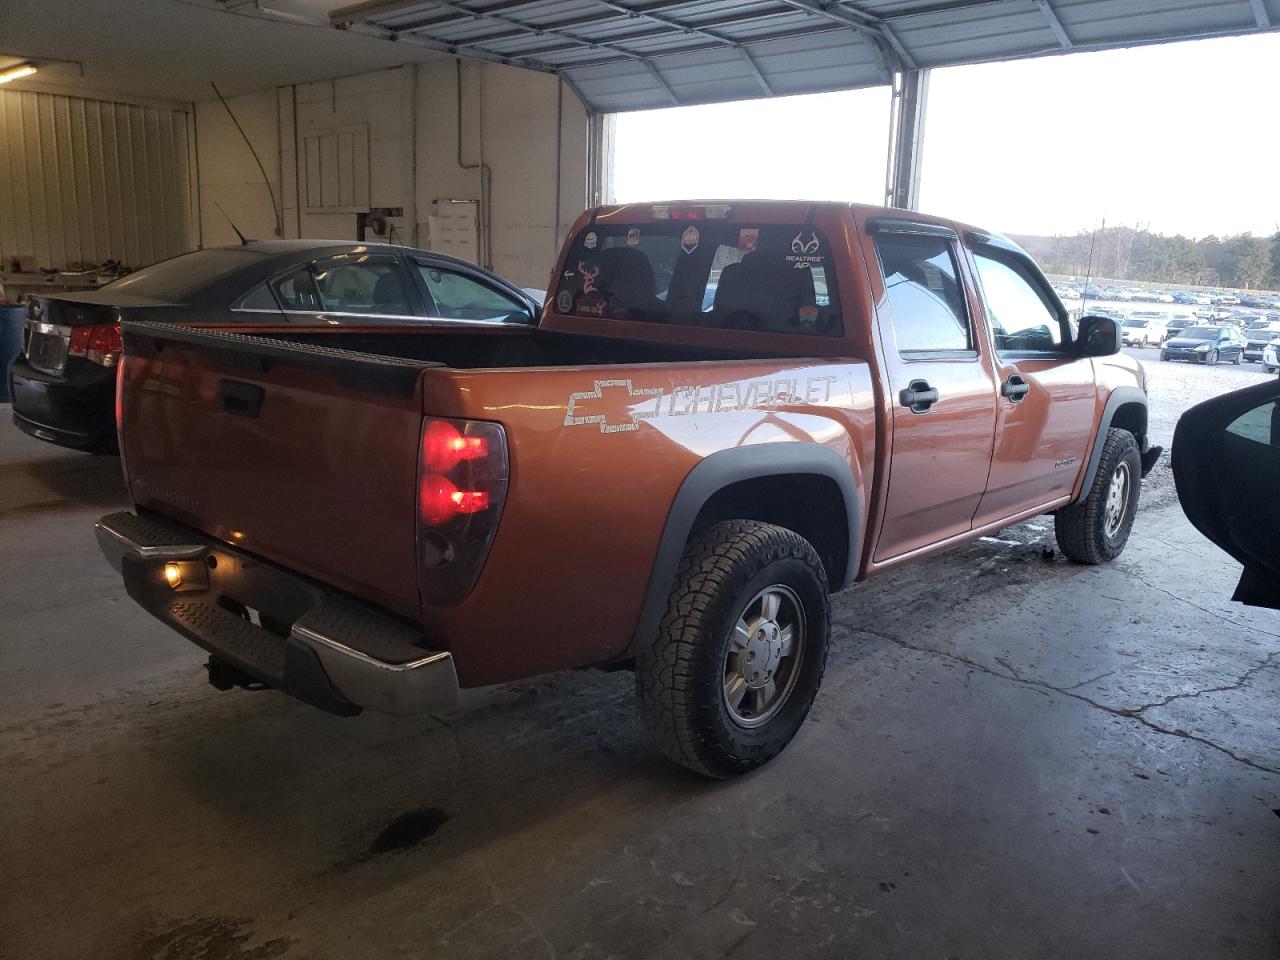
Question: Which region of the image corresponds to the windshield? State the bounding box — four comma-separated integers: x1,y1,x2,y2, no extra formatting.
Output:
553,221,842,336
1121,319,1148,328
106,248,265,302
1181,326,1221,340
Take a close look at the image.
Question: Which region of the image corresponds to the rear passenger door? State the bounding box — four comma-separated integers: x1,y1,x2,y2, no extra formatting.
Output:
965,238,1097,525
868,222,999,561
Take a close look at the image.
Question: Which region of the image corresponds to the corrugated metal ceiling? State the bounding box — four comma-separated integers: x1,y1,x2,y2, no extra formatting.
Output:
329,0,1278,112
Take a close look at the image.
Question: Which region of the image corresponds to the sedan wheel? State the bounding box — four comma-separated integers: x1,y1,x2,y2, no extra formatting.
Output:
1207,350,1219,366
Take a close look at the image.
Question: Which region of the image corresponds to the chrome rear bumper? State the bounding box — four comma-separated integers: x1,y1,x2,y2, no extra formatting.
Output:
95,511,458,716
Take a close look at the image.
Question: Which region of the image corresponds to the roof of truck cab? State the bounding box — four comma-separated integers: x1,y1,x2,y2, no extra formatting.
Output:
589,200,1019,252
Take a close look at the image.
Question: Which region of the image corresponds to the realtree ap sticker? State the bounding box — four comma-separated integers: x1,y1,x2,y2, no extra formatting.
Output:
626,228,641,246
681,226,700,254
737,228,759,252
584,231,598,250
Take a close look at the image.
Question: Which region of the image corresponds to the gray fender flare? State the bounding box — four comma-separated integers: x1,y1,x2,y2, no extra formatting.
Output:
629,443,861,655
1075,385,1148,503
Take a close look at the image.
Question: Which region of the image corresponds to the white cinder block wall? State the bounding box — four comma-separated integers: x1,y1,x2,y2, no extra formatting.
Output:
194,62,589,290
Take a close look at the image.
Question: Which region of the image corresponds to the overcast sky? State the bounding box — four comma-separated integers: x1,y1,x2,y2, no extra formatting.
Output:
611,32,1280,240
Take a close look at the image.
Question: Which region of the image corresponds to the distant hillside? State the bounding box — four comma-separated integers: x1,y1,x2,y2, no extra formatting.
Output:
1007,227,1277,292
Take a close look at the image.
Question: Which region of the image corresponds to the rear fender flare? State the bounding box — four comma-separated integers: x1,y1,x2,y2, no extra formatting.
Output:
628,443,861,656
1075,385,1147,502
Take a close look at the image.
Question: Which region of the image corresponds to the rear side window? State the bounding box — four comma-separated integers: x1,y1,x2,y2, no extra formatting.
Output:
873,234,972,356
271,266,322,311
313,255,410,315
553,222,841,336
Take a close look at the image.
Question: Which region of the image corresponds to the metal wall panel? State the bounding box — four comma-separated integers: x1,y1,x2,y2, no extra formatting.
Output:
0,89,192,271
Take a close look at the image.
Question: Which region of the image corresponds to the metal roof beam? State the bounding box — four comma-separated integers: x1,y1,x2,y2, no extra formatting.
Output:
1034,0,1073,48
773,0,916,80
1250,0,1271,28
391,0,684,65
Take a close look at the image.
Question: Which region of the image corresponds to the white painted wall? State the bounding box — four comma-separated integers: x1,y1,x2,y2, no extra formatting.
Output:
193,62,589,290
194,89,281,247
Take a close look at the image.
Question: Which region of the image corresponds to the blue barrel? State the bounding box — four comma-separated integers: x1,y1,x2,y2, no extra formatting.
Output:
0,303,24,402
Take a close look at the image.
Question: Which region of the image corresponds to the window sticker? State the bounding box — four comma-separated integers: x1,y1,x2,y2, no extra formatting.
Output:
786,230,823,270
737,228,759,252
798,305,819,328
556,290,573,312
578,260,600,295
626,228,641,247
583,231,598,250
681,226,700,255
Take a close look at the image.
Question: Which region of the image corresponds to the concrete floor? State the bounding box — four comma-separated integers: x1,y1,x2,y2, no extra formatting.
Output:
2,355,1279,960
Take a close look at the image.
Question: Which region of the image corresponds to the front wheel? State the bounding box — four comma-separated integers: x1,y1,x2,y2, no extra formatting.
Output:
1206,349,1219,366
636,520,830,778
1054,429,1141,564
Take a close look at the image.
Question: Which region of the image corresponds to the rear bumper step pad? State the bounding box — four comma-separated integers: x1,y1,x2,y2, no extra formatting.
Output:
95,511,458,716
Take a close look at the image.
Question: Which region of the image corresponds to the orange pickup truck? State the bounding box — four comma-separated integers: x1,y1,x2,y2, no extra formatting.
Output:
96,201,1158,777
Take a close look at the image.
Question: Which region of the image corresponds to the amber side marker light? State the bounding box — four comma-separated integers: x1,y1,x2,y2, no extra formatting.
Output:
164,563,182,588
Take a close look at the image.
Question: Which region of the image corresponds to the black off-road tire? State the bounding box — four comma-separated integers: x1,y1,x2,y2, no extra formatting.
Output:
636,520,830,778
1054,428,1141,564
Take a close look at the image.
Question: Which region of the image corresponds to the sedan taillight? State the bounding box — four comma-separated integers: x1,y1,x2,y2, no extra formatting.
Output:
68,322,123,367
416,417,509,605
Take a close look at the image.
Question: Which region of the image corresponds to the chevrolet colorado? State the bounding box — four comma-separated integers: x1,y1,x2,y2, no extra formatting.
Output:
96,201,1158,777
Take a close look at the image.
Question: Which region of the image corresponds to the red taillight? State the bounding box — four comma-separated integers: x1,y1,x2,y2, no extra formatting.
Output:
669,208,704,221
88,323,123,366
68,325,93,356
68,322,123,367
416,417,509,604
422,418,489,474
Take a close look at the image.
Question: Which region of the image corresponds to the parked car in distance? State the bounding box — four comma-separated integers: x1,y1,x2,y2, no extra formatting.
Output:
1174,379,1280,610
8,241,541,452
1242,324,1280,363
95,200,1159,777
1163,315,1195,340
1264,341,1279,374
1123,310,1173,346
1161,325,1245,365
1195,306,1234,323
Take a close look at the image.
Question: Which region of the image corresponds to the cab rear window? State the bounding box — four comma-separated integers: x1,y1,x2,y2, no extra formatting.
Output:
553,222,842,336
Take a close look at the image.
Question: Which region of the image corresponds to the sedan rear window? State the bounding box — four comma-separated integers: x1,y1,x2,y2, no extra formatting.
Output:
553,222,842,336
105,248,265,302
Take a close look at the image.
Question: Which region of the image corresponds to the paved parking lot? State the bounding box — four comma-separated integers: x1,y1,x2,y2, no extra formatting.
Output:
2,356,1279,958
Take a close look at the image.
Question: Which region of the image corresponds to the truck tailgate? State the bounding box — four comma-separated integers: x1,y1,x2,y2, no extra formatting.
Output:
118,322,430,620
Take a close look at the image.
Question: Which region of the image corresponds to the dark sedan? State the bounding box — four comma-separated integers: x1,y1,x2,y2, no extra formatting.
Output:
1160,325,1244,365
9,241,542,452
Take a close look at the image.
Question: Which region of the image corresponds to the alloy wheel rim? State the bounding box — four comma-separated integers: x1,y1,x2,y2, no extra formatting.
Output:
723,585,805,728
1103,460,1131,539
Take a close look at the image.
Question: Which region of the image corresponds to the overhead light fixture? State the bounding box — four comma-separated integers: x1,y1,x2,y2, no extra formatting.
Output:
0,63,37,85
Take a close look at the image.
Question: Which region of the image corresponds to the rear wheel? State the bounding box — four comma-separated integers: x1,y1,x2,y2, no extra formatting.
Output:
636,520,830,778
1234,351,1243,365
1054,429,1141,564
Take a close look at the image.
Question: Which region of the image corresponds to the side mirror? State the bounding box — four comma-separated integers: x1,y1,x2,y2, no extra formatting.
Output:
1077,314,1121,356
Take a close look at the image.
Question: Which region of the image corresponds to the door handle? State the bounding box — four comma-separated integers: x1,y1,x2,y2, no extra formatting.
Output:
216,379,265,418
899,379,939,413
1001,375,1030,403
